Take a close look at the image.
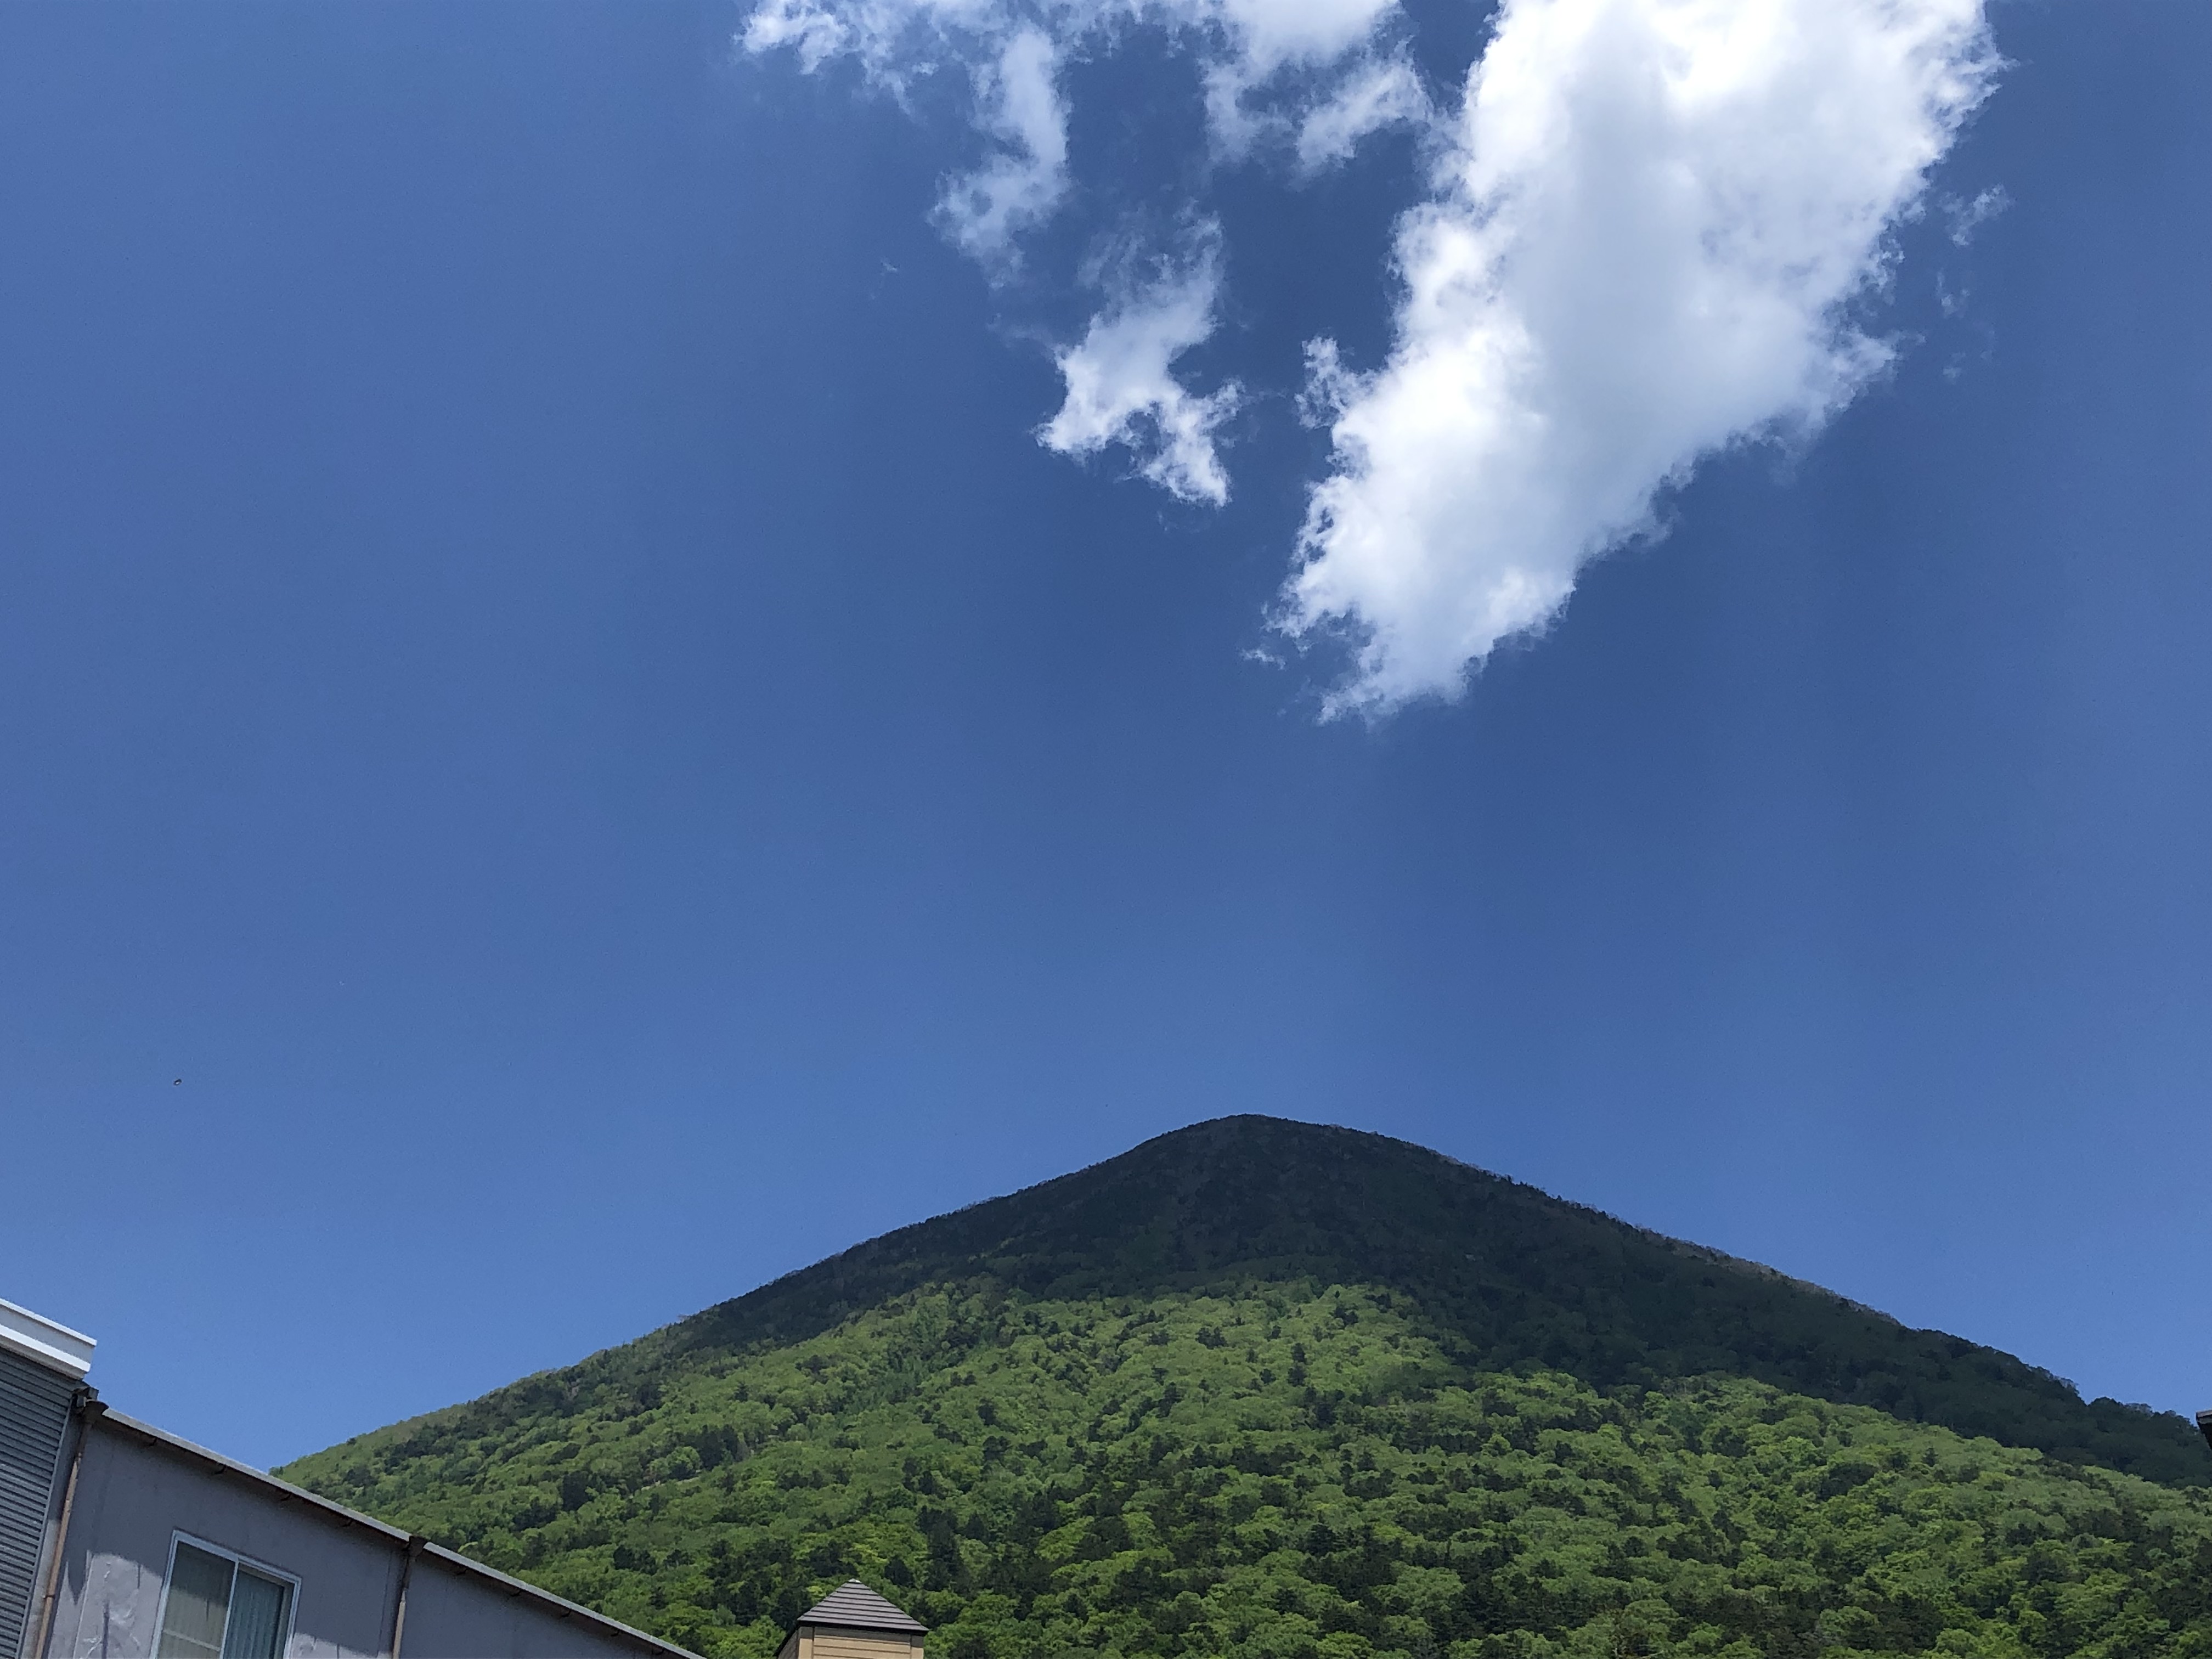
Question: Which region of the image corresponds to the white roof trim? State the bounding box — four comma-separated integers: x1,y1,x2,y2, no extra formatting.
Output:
0,1296,96,1380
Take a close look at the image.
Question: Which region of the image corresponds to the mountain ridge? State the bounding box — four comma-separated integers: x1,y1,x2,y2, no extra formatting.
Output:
336,1116,2202,1487
281,1117,2212,1659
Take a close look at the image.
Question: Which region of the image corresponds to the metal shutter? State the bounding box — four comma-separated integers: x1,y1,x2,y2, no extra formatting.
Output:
0,1349,75,1659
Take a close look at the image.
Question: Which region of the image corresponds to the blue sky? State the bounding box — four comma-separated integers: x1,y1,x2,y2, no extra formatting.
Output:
1,0,2204,1471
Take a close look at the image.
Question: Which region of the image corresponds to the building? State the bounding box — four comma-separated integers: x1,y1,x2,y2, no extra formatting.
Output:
773,1584,924,1659
2,1297,696,1659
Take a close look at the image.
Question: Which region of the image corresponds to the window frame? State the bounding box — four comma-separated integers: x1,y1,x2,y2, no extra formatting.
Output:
151,1532,301,1659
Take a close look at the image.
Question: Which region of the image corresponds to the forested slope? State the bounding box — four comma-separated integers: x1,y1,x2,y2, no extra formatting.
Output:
280,1120,2212,1659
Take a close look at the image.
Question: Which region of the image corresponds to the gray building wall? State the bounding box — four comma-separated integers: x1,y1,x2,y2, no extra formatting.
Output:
394,1560,659,1659
42,1423,403,1659
32,1414,684,1659
1,1299,691,1659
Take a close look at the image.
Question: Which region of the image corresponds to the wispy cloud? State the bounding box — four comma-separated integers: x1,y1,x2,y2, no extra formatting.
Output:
1293,54,1431,173
742,0,1410,506
936,26,1069,263
1039,235,1242,505
742,0,1415,503
1198,0,1412,157
1279,0,1999,714
1944,184,2010,246
743,0,1417,165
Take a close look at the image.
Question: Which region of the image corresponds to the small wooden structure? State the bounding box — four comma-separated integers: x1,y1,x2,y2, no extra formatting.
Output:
776,1582,927,1659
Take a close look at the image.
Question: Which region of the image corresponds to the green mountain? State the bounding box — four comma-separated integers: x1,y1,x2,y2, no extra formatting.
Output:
281,1117,2212,1659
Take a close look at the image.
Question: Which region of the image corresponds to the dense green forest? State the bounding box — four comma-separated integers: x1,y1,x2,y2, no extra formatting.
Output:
281,1120,2212,1659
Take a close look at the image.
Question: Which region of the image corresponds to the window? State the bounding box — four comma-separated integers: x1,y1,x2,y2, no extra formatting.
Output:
155,1538,296,1659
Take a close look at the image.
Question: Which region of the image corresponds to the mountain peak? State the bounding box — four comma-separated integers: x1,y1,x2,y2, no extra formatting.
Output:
548,1114,2194,1486
279,1114,2212,1659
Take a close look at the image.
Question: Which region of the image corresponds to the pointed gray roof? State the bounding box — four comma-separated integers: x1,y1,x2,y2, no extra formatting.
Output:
800,1582,928,1635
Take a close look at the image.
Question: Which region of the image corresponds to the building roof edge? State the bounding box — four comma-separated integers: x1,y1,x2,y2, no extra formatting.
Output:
0,1297,97,1380
91,1410,696,1659
797,1581,928,1634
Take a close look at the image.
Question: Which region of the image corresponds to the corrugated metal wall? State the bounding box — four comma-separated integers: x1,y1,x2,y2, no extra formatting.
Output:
0,1350,75,1659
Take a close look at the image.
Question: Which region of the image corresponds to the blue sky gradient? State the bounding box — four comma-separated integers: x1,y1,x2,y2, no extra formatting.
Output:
0,0,2204,1469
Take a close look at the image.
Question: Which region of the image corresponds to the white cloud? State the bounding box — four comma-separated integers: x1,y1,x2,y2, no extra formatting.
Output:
936,27,1069,262
1294,55,1431,172
1279,0,1999,714
747,0,2004,710
742,0,1009,82
1040,239,1242,505
1216,0,1401,74
742,0,1420,210
743,0,1427,507
1200,0,1411,156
